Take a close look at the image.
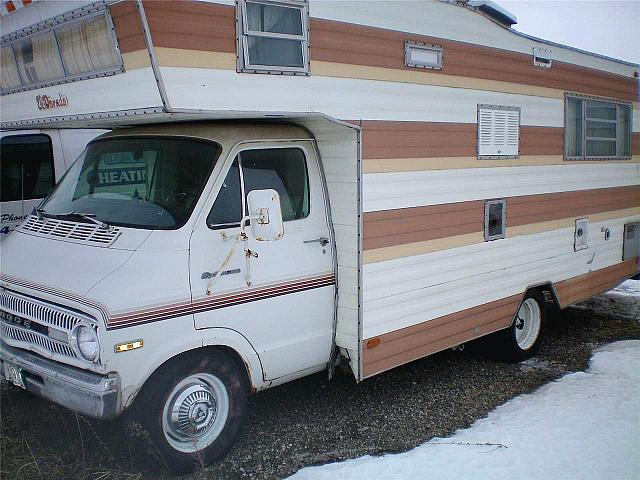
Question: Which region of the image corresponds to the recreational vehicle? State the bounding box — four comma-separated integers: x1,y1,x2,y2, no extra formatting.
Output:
0,128,106,239
0,0,638,473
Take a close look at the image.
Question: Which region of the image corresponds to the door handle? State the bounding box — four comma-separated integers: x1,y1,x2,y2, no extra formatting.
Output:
304,237,330,246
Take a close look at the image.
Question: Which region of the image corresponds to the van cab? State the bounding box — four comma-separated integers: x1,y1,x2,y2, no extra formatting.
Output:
0,122,337,472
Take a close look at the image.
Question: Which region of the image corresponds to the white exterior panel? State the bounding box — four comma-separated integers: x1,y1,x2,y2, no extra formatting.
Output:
364,163,640,212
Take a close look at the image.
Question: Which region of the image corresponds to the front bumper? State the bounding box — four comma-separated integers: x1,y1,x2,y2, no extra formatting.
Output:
0,341,121,419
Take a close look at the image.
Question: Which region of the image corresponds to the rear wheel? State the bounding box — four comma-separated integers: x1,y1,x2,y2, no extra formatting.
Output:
136,350,248,475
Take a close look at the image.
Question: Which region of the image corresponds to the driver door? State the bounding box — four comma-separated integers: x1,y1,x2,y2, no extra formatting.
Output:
190,141,336,380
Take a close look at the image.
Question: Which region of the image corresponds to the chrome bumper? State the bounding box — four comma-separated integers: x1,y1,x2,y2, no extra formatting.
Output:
0,341,121,419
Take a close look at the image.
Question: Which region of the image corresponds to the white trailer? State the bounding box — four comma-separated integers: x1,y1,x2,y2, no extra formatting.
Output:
0,0,638,473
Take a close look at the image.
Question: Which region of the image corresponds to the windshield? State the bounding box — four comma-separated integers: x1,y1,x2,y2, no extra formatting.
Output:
39,136,221,230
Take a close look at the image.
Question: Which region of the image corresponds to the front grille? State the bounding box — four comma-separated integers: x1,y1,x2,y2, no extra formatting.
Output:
1,322,76,358
18,215,121,247
0,289,95,361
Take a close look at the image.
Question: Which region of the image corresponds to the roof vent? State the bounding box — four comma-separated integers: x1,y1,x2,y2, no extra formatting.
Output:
467,0,517,26
533,47,553,68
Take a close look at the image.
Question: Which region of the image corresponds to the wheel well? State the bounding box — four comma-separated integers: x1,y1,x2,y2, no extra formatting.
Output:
131,345,254,409
523,282,561,311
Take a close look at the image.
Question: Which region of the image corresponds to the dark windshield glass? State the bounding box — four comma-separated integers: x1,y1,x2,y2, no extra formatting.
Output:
40,137,221,229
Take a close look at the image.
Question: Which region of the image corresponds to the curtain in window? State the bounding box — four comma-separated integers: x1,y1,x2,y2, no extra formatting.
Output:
617,105,631,157
1,46,22,90
56,15,118,76
13,32,64,84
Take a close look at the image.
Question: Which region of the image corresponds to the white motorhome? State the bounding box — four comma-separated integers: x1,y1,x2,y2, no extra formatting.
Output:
0,0,638,473
0,129,106,238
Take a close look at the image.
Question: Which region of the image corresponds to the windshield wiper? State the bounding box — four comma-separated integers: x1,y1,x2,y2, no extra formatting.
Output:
36,209,111,231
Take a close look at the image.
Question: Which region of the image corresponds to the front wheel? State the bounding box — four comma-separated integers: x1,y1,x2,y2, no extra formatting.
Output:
136,350,248,474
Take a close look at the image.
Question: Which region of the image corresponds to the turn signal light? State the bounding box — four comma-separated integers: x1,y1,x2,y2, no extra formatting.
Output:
114,339,144,353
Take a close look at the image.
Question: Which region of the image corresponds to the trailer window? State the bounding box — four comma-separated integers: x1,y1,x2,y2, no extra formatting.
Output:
565,95,632,160
1,134,55,202
0,8,123,95
237,0,309,75
39,137,221,230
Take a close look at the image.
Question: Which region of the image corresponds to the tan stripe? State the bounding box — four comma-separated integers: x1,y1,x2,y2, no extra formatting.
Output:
364,207,640,264
507,207,640,237
362,294,523,378
122,50,151,70
555,260,638,307
364,186,640,253
364,155,640,173
363,232,485,264
313,61,567,100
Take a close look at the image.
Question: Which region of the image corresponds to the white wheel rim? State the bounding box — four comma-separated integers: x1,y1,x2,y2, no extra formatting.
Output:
161,373,229,453
514,298,541,351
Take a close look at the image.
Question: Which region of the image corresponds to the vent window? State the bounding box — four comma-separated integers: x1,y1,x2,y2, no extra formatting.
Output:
533,47,552,68
237,0,309,75
1,9,123,95
477,105,520,158
484,199,506,241
565,94,632,160
405,41,443,70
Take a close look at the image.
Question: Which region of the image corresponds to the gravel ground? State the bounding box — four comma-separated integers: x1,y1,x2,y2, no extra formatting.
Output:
1,290,639,480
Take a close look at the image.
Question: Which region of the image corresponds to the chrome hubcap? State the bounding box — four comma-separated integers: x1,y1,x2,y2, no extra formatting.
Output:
515,298,541,351
162,373,229,453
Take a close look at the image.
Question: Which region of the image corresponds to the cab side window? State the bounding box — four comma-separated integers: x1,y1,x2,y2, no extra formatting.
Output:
241,148,309,221
1,134,55,202
207,158,243,228
207,148,310,230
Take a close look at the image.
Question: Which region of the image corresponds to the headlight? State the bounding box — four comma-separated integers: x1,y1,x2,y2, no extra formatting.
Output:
71,323,100,362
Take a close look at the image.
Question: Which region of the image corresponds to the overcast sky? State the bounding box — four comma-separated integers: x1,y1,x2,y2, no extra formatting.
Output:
500,1,639,64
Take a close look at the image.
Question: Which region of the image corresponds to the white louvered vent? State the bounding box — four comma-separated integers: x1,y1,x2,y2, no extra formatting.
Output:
478,105,520,158
17,215,121,247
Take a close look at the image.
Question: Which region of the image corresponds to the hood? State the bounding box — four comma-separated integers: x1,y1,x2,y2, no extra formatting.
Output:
0,229,148,297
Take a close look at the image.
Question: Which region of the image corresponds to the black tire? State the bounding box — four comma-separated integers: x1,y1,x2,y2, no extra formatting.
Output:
490,290,547,362
135,349,248,475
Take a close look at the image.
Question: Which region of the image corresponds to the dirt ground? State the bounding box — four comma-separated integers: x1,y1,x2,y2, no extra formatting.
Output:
1,290,638,480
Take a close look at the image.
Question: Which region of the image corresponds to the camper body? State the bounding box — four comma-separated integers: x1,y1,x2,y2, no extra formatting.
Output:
0,128,106,238
1,0,639,472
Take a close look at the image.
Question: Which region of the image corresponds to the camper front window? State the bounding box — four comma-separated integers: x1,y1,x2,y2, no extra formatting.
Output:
38,137,221,230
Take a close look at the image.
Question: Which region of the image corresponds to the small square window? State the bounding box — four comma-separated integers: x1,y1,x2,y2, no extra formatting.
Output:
404,41,443,70
485,199,506,241
237,0,309,75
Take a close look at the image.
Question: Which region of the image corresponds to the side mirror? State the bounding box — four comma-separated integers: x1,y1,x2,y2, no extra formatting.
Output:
246,189,284,241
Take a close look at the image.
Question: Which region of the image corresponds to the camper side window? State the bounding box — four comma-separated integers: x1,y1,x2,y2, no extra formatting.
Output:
236,0,309,75
565,95,632,160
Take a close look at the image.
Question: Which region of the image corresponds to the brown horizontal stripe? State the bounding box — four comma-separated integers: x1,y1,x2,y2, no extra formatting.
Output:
110,1,145,54
311,18,637,102
364,201,484,250
508,186,640,227
555,260,638,307
144,0,236,53
362,294,523,378
132,1,635,101
359,121,563,159
633,133,640,155
364,186,640,251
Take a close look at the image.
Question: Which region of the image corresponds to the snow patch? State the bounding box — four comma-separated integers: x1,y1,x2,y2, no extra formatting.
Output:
611,279,640,297
289,340,640,480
